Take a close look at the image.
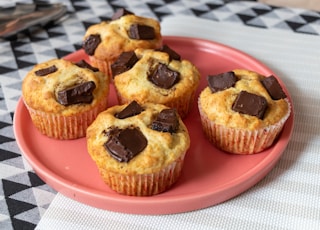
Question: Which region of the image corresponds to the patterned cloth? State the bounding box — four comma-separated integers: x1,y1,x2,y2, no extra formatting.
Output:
0,0,319,229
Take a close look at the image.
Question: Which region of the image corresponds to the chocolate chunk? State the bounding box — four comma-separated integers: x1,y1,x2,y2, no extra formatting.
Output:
128,24,155,40
261,75,286,100
111,51,139,77
35,65,58,76
207,71,237,93
157,44,181,61
148,63,180,89
104,127,147,163
232,91,268,119
75,60,99,72
83,34,101,56
151,109,179,133
115,101,143,119
57,81,96,105
111,8,134,20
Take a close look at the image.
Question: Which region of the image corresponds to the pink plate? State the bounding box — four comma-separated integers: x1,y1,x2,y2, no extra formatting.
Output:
14,36,294,214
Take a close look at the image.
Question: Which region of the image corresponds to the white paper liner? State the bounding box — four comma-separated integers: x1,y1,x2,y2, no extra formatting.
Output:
98,152,186,196
24,99,108,140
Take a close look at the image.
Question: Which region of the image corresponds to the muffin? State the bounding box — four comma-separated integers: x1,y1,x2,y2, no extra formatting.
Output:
22,59,110,139
82,8,162,76
86,101,190,196
198,69,291,154
111,45,201,118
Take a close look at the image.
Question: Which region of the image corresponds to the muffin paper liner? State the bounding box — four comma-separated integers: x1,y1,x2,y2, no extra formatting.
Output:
89,56,113,79
24,99,108,140
97,153,186,196
198,99,291,154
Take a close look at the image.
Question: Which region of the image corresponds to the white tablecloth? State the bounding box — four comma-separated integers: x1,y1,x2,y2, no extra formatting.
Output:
36,16,320,230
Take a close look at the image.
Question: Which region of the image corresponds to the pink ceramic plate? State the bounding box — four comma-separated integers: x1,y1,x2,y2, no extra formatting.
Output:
14,36,294,214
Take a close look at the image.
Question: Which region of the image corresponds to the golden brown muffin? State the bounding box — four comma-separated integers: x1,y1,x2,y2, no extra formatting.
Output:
86,101,190,196
112,46,200,118
22,59,110,139
83,8,162,76
198,69,291,154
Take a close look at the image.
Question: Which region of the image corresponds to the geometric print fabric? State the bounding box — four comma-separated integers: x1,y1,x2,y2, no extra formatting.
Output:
0,0,319,229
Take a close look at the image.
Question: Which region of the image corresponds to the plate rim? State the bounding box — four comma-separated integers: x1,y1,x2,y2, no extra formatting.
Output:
14,36,294,214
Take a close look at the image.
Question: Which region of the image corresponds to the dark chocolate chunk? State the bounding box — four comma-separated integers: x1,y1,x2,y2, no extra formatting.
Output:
157,44,181,61
116,101,143,119
261,75,286,100
148,63,180,89
232,91,268,119
57,81,96,105
151,109,179,133
111,51,139,77
83,34,101,56
104,127,148,163
35,65,58,76
75,60,99,72
207,71,237,93
128,24,155,40
111,8,134,20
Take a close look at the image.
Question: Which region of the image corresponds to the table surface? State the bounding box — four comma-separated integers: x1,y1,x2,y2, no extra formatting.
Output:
1,0,320,229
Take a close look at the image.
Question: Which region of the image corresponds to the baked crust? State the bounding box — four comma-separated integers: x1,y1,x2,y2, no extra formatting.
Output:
22,58,110,116
84,15,162,62
86,103,190,175
199,69,290,130
113,48,200,117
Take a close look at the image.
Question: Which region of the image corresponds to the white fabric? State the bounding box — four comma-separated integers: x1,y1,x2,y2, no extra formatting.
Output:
36,16,320,230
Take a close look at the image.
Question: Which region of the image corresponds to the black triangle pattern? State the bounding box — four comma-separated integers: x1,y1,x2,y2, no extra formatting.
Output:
237,14,257,24
191,8,209,17
12,218,36,230
147,3,172,20
0,135,15,144
28,171,46,187
2,180,30,197
6,198,36,218
0,66,16,75
285,20,306,31
252,8,271,16
0,149,20,161
1,0,320,229
206,3,224,10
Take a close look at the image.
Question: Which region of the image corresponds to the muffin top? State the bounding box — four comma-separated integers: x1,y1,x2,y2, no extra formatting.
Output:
83,9,162,61
112,47,200,104
199,69,290,130
22,59,110,115
86,102,190,174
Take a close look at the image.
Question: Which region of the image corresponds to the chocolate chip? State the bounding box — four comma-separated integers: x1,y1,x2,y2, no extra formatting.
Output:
261,75,286,100
232,91,268,119
57,81,96,105
151,109,179,133
115,101,143,119
111,8,134,20
157,44,181,61
207,71,238,93
128,24,155,40
148,63,180,89
35,65,58,76
75,60,99,72
83,34,101,56
104,127,148,163
111,51,139,77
